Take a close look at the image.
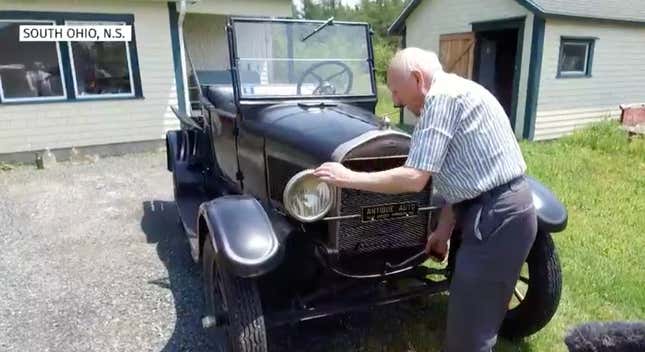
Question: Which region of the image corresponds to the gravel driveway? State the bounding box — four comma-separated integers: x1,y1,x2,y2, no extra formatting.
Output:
0,152,219,352
0,151,443,352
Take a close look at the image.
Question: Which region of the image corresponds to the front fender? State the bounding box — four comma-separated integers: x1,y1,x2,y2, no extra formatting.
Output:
199,195,285,278
431,177,568,234
527,176,568,233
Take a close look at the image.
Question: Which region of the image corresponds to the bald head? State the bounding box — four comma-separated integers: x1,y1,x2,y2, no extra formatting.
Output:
386,47,444,116
388,47,443,81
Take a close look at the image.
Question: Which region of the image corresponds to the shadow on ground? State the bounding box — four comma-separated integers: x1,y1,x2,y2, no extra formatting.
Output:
142,200,222,352
140,200,535,352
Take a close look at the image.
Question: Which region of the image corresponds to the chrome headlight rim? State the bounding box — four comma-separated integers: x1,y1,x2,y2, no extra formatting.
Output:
283,169,335,223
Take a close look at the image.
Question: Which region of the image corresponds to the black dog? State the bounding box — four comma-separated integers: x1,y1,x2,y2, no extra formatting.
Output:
565,321,645,352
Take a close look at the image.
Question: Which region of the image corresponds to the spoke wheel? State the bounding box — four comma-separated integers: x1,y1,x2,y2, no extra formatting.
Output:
508,263,529,310
500,231,562,339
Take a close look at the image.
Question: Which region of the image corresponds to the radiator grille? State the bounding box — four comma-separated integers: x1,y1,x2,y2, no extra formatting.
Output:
336,187,431,255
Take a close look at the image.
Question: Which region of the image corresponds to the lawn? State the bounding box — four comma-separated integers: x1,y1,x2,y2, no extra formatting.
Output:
356,122,645,351
375,83,400,125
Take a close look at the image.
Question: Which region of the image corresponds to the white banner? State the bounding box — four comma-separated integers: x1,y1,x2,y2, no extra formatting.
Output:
19,25,132,42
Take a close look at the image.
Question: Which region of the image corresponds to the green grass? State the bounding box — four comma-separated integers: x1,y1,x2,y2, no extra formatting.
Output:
375,83,400,125
357,121,645,351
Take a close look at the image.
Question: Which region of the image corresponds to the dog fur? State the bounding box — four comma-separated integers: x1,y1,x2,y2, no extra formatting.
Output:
564,321,645,352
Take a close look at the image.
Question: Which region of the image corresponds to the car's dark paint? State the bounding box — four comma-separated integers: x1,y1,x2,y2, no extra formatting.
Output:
526,176,568,233
166,17,567,345
234,102,385,200
429,176,568,234
237,125,269,199
166,130,213,193
198,195,285,278
242,103,380,163
209,106,239,187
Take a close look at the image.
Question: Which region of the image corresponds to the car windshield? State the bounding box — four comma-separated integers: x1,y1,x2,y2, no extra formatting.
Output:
231,19,374,98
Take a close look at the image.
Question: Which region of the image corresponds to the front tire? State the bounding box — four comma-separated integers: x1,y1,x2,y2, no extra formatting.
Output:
499,231,562,338
203,238,268,352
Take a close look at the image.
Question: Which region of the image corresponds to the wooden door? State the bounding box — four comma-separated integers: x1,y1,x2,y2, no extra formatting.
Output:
439,32,476,79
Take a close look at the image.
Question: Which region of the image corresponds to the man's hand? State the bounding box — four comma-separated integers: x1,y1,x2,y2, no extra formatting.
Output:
425,205,456,262
425,231,450,262
313,162,356,188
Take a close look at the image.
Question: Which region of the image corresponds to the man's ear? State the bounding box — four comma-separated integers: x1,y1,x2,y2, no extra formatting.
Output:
411,70,425,92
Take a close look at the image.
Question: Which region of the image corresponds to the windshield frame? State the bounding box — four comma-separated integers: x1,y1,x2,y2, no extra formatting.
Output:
226,17,378,103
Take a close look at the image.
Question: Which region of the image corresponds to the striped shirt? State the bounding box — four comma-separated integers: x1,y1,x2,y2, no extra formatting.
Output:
405,71,527,204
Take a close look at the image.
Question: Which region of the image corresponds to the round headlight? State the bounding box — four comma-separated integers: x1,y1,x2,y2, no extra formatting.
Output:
283,169,335,222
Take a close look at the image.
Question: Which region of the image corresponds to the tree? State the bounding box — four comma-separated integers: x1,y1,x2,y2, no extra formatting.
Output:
294,0,405,82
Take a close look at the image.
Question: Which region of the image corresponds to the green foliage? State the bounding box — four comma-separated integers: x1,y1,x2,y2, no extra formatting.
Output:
558,120,645,161
373,39,395,83
375,83,397,121
0,162,15,171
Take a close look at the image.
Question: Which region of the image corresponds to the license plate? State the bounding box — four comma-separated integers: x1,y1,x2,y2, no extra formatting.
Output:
361,201,419,223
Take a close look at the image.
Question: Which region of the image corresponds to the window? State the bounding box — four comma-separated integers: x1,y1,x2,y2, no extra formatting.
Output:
0,12,142,104
68,21,135,98
0,20,66,102
558,37,595,78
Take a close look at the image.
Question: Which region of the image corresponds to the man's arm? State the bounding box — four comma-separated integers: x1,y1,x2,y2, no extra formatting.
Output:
313,163,431,194
426,204,456,260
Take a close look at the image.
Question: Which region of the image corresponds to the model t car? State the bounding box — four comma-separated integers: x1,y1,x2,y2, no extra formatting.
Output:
166,16,568,351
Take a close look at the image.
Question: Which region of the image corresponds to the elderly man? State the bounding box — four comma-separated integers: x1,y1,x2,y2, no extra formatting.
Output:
313,47,537,352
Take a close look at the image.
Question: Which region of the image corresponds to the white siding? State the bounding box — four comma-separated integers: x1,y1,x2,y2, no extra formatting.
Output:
184,14,229,71
535,19,645,140
0,0,179,154
403,0,531,137
186,0,292,17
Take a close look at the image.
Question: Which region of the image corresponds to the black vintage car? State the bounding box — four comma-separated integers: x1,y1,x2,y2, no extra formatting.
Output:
166,17,568,351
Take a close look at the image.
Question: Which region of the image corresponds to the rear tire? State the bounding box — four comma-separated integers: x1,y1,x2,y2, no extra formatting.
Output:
203,238,268,352
499,231,562,338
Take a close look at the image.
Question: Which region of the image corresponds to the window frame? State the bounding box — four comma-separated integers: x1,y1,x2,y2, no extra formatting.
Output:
557,36,596,78
0,19,68,103
66,20,136,100
0,11,142,105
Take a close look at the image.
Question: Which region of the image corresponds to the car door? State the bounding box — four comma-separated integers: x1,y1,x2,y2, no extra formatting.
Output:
209,106,240,190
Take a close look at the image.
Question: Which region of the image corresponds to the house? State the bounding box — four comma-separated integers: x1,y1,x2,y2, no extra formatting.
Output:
0,0,291,163
388,0,645,140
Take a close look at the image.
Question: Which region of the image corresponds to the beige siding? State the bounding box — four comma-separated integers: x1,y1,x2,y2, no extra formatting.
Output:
186,0,292,17
403,0,531,137
0,0,179,154
184,14,229,71
535,19,645,140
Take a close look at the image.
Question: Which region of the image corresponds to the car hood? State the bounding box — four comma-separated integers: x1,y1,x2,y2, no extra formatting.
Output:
242,103,385,163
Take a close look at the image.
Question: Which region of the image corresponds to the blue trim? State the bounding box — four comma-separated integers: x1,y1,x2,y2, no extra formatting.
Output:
0,96,144,106
556,37,595,79
471,17,525,131
0,10,143,104
513,0,546,16
523,15,545,140
58,41,76,99
540,13,645,26
387,0,421,35
167,2,186,113
398,25,406,127
129,21,144,98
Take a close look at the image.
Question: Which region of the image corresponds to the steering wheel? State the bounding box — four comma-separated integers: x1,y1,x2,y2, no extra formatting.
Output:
296,61,354,95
